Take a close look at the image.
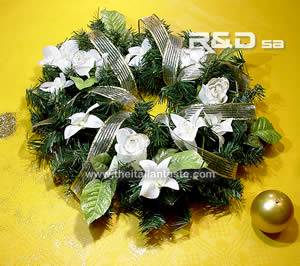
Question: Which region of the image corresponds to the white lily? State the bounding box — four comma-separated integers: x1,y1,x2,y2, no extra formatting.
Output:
40,73,74,94
139,157,179,199
64,103,104,140
170,109,206,150
179,47,207,79
201,113,233,149
72,49,103,77
39,40,79,72
125,38,151,67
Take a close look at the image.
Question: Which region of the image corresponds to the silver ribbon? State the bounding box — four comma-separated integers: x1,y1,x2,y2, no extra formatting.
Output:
71,112,131,197
89,31,137,94
184,103,256,121
138,14,169,55
89,86,138,105
139,15,183,85
162,35,182,85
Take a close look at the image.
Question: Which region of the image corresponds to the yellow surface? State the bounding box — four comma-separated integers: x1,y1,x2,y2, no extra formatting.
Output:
0,0,300,265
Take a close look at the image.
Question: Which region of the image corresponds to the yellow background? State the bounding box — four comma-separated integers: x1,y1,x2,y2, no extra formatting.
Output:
0,0,300,265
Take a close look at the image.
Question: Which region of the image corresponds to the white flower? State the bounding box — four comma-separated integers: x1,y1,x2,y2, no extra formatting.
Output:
179,47,207,79
72,49,103,77
40,73,74,94
125,38,151,67
170,109,206,150
198,77,229,104
115,128,150,167
64,103,104,140
200,113,233,148
40,40,103,76
39,40,79,72
139,157,179,199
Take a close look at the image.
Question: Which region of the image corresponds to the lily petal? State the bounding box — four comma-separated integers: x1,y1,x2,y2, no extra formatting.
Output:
64,80,74,88
219,118,233,133
158,157,172,170
164,178,179,190
139,160,158,171
86,103,100,114
170,113,188,128
128,46,142,56
140,182,160,199
64,125,82,139
128,55,141,67
141,38,151,53
39,46,60,65
68,112,85,124
85,115,104,128
189,108,203,125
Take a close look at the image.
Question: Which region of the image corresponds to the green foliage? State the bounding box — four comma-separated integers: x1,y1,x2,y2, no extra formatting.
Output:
161,81,198,112
100,9,127,35
71,30,95,51
90,153,112,172
134,46,165,95
196,177,243,206
80,179,116,224
219,120,265,166
70,76,96,90
169,150,207,172
250,117,282,144
237,84,265,103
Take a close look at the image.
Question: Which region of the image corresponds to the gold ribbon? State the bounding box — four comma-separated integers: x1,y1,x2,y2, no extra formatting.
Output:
71,112,131,197
89,31,137,94
183,103,256,121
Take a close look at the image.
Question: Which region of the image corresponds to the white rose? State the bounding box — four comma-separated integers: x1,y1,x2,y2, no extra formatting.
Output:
115,128,150,168
198,77,229,104
72,49,103,77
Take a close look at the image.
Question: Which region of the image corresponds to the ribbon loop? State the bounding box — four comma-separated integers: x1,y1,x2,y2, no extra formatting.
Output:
89,31,137,94
139,15,183,85
71,112,131,197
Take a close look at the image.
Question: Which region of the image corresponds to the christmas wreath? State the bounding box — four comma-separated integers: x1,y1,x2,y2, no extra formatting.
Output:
26,9,281,238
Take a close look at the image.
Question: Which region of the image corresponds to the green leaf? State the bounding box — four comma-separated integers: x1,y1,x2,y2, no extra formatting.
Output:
169,150,207,173
70,76,96,90
154,148,178,163
80,179,115,225
245,134,263,148
90,153,112,172
251,117,282,144
100,9,126,34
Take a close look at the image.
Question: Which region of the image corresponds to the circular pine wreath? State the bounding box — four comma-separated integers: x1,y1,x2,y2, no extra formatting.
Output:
26,9,281,237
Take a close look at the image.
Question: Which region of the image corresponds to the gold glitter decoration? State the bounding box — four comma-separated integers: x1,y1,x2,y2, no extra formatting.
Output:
0,112,16,138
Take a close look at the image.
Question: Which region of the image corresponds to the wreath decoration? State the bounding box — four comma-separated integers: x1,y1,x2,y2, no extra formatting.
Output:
26,10,281,238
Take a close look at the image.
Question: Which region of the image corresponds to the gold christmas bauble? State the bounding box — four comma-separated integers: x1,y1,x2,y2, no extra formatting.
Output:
251,190,294,233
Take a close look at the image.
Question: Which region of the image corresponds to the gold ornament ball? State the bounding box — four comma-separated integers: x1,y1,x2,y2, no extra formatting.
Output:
251,190,294,233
